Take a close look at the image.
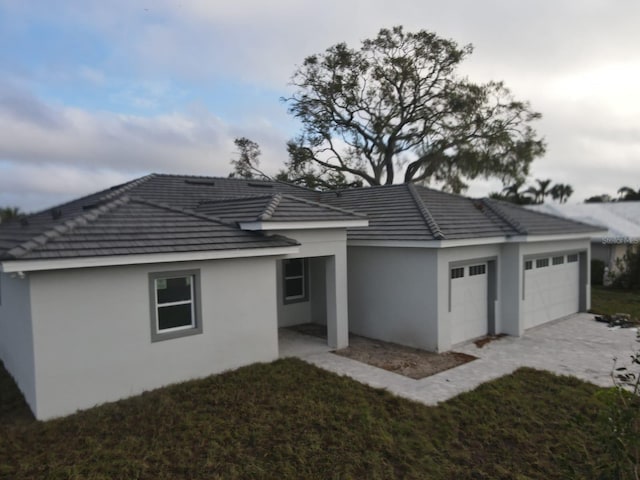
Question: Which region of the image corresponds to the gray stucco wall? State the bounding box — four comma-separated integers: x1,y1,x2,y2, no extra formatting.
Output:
28,256,279,420
310,257,327,325
347,246,439,350
499,243,522,337
0,272,36,413
348,239,591,353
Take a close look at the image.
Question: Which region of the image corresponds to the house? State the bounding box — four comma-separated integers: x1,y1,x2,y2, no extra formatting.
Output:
0,174,603,420
527,202,640,272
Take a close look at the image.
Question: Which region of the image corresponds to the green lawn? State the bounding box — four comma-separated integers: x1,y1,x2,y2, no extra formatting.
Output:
592,285,640,319
0,357,619,479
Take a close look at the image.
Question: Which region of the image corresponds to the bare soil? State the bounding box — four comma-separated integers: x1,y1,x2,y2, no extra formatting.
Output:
335,335,477,380
286,323,478,380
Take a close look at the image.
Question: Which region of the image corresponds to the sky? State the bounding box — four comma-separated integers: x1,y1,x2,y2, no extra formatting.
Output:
1,0,639,212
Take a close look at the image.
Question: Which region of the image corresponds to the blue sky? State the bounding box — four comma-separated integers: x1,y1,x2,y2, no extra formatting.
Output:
1,0,639,211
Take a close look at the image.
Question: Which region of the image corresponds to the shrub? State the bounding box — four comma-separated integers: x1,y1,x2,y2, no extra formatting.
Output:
597,334,640,479
614,245,640,290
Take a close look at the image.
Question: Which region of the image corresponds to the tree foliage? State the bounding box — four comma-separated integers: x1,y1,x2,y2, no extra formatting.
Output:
0,207,21,223
619,187,640,202
228,137,269,180
228,136,360,190
549,183,573,203
585,194,613,204
613,245,640,291
282,26,545,192
490,178,573,205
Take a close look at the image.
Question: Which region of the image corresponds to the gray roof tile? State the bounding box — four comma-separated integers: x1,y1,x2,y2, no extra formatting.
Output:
197,193,364,224
0,173,602,262
2,195,297,260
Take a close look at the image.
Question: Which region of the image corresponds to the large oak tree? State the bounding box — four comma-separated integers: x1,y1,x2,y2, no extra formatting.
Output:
282,26,545,191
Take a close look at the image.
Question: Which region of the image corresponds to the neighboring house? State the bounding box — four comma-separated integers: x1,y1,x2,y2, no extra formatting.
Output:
0,174,603,420
527,202,640,272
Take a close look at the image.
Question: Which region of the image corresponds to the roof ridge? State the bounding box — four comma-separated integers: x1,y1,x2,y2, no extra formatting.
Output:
6,196,132,259
152,172,319,193
407,183,446,240
281,193,367,218
198,194,274,205
131,196,242,229
97,173,157,203
258,193,282,221
480,198,528,235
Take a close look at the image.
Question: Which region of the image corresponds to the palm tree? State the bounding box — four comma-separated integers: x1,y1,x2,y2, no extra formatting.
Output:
618,186,640,201
550,183,574,203
500,180,535,205
524,178,552,204
0,206,21,223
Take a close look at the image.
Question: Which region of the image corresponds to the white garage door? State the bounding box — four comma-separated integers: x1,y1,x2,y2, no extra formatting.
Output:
523,253,580,329
451,263,488,344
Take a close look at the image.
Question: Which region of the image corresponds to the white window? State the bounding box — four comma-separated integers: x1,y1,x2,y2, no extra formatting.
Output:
150,270,202,342
451,267,465,279
567,254,578,263
524,260,533,270
469,264,486,276
283,258,308,303
552,256,565,265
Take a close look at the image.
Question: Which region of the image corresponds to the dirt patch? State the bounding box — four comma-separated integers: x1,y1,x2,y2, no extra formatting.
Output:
286,323,327,339
335,335,477,380
474,334,507,348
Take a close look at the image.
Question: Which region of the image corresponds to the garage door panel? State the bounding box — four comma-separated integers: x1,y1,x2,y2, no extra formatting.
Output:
523,254,579,329
451,263,488,345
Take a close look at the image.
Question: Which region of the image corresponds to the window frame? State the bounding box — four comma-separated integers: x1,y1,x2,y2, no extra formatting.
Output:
524,260,533,271
451,267,465,279
536,258,550,268
469,264,486,276
567,254,579,263
283,258,309,304
149,269,202,342
552,255,565,265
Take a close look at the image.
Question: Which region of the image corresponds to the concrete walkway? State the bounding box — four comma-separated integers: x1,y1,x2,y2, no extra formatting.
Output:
282,314,640,406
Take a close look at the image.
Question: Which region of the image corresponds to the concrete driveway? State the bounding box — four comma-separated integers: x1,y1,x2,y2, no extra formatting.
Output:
297,314,639,406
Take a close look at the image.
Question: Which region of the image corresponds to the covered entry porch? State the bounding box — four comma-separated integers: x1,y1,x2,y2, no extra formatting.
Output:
276,253,348,350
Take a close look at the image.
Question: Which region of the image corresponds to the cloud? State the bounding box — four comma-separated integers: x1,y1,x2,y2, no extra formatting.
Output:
0,86,292,211
1,0,640,208
0,81,66,130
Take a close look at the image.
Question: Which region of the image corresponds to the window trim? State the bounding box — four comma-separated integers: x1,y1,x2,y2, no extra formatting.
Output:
283,258,309,304
149,269,203,342
469,264,486,276
450,267,465,279
536,258,550,268
552,255,565,265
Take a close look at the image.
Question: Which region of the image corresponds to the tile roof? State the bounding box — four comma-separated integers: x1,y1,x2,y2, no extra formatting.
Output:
0,173,602,262
1,191,297,261
527,202,640,239
486,199,600,236
196,193,365,223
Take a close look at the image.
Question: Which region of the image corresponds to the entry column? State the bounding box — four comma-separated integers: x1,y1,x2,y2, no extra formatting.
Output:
325,253,349,349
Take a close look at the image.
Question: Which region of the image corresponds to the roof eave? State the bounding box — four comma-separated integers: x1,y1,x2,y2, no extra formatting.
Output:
239,219,369,231
0,245,300,273
347,236,508,248
505,231,607,243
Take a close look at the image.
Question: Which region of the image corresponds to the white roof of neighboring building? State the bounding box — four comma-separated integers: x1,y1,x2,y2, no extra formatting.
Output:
527,202,640,241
